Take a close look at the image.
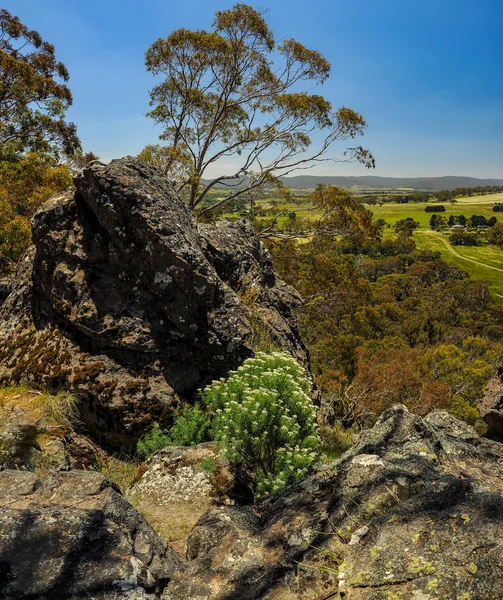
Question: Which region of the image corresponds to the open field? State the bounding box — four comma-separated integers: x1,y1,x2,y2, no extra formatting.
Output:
368,192,503,303
368,197,501,228
225,191,503,303
413,232,503,300
455,192,503,205
374,228,502,302
255,191,503,303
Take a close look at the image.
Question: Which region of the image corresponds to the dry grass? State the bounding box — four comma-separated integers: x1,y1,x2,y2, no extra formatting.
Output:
96,454,143,492
0,385,78,428
320,422,359,461
0,385,79,471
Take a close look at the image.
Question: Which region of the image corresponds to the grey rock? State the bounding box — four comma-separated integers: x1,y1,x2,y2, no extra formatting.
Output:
163,405,503,600
0,469,181,599
199,219,308,366
0,158,306,449
129,443,243,557
479,364,503,439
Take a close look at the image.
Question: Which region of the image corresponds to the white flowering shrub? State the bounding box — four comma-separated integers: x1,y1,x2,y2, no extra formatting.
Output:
202,351,320,497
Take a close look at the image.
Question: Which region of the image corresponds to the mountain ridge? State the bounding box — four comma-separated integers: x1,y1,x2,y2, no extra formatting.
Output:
277,174,503,190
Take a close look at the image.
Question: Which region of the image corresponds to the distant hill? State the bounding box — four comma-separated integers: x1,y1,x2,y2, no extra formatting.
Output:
278,175,503,191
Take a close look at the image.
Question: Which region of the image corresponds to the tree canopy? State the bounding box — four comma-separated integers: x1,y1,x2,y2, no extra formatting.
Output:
0,9,80,159
144,3,374,215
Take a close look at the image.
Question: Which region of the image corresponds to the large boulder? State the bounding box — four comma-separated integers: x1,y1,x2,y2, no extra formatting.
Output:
163,405,503,600
478,365,503,439
0,470,181,599
199,219,307,365
0,158,307,449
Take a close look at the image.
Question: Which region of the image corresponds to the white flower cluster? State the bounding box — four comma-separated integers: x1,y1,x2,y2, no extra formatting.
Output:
201,351,320,498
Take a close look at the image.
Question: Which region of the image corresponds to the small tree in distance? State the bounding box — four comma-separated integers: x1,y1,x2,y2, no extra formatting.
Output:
144,3,374,216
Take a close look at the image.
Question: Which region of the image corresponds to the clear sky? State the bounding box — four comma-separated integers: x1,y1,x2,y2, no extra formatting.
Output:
7,0,503,178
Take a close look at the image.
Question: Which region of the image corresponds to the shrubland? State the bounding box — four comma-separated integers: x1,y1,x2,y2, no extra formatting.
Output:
266,200,503,432
0,152,72,273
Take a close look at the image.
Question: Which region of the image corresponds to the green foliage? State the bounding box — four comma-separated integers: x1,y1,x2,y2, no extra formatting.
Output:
203,352,320,497
448,396,482,428
268,231,503,429
0,9,80,158
136,423,171,459
136,405,211,459
429,214,447,230
449,231,481,246
167,405,211,447
0,152,73,274
394,217,420,236
0,216,31,273
200,457,216,474
487,222,503,248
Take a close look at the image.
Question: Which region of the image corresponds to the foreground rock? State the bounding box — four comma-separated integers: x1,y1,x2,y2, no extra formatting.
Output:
479,364,503,439
129,443,244,555
0,158,307,449
164,405,503,600
0,470,180,599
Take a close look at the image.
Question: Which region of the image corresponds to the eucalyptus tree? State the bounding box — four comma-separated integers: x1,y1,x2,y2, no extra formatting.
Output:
144,3,374,216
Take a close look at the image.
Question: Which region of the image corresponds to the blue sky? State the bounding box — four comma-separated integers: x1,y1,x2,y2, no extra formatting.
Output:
8,0,503,177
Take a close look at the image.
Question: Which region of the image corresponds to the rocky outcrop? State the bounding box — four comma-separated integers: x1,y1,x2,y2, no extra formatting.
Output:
164,405,503,600
0,470,181,599
1,407,502,599
0,158,307,449
479,365,503,440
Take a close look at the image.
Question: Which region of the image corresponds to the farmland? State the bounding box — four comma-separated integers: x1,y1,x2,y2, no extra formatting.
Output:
369,193,503,227
368,194,503,302
239,190,503,303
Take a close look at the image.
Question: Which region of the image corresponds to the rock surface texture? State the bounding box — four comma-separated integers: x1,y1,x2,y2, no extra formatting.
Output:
129,443,241,555
0,158,307,449
164,405,503,600
0,470,181,599
479,365,503,440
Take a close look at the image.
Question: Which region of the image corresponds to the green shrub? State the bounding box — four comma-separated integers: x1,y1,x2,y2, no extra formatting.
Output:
167,405,211,446
203,351,320,497
136,423,171,459
448,396,481,428
138,352,320,497
136,406,211,459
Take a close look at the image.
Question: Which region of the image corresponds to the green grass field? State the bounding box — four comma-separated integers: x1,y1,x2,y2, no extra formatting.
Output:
368,194,503,303
368,195,502,228
413,232,503,300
